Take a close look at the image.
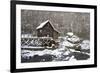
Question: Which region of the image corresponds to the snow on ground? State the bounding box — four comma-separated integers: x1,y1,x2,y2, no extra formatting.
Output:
21,40,90,62
21,43,89,62
21,33,90,62
22,46,45,49
21,47,73,62
21,46,52,49
22,44,88,61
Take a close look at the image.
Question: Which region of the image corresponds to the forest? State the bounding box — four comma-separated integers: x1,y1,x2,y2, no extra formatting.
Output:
21,9,90,39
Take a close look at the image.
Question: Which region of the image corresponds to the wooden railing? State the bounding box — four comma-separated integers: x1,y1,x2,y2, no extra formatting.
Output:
21,37,53,48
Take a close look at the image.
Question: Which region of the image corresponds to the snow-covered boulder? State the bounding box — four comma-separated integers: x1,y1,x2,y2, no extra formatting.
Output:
67,35,81,44
63,51,70,56
66,32,74,37
69,56,77,61
51,49,63,57
62,41,77,48
80,40,90,50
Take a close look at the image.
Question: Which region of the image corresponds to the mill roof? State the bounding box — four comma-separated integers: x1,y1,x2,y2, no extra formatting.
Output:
36,20,60,33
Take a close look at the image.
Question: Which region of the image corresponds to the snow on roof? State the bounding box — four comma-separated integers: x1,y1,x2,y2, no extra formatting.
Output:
36,20,49,29
67,32,74,36
36,20,60,33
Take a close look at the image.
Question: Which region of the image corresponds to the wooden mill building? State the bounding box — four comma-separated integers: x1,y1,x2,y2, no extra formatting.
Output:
36,20,60,39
